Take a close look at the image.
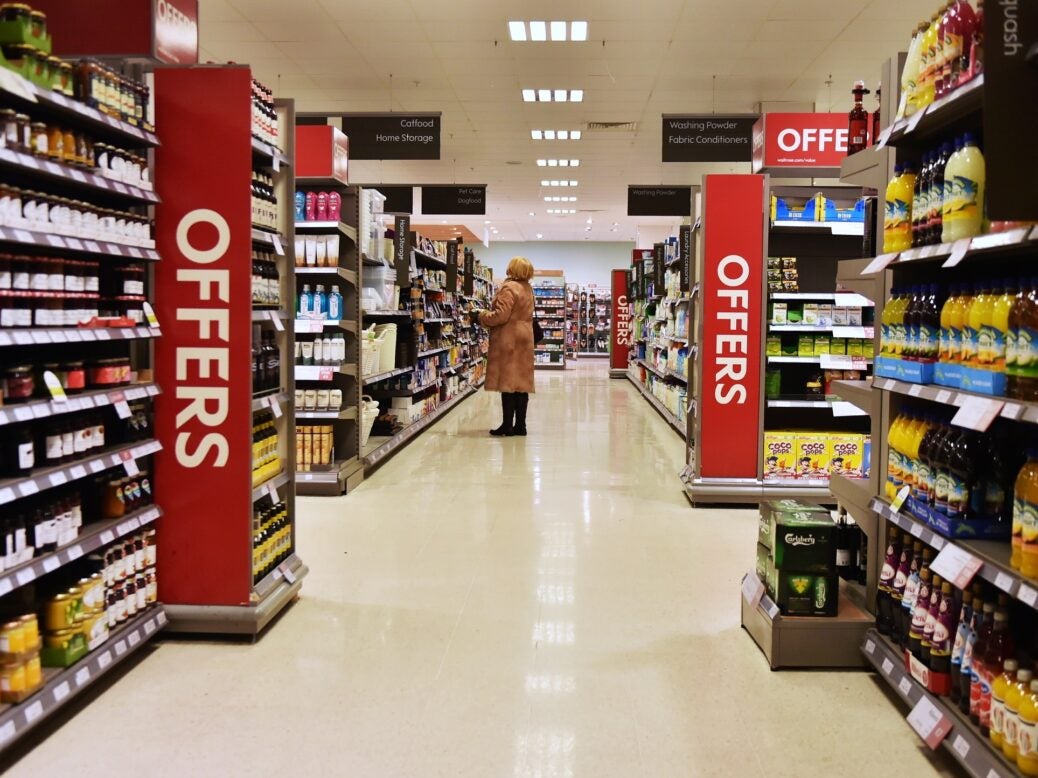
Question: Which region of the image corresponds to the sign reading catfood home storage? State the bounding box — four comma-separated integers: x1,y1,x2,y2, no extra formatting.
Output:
340,114,441,160
421,185,487,215
627,186,692,217
662,115,757,162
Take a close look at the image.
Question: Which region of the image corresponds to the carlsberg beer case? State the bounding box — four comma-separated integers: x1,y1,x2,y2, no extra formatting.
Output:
757,500,836,572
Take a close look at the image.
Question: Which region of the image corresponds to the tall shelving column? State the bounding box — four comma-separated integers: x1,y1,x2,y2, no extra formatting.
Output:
293,127,363,496
0,55,167,748
533,272,566,369
154,66,306,636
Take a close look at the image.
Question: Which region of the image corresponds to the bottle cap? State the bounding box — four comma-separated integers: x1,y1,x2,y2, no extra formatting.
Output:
1005,659,1020,672
1020,669,1034,682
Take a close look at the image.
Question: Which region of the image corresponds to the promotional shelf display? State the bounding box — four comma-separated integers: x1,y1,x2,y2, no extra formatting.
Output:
836,7,1038,773
0,12,170,747
532,272,566,369
153,66,305,635
627,238,695,440
564,283,579,359
575,285,610,356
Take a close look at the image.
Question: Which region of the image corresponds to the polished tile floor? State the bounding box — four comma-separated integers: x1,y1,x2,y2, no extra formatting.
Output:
8,364,957,777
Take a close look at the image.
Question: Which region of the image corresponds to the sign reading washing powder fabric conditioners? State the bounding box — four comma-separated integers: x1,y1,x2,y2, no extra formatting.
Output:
662,115,757,162
339,114,441,160
421,186,487,216
699,174,765,479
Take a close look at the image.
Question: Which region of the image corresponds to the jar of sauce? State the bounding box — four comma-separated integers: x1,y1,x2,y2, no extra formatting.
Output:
0,109,16,150
3,366,33,402
61,361,85,393
29,122,47,157
46,125,63,161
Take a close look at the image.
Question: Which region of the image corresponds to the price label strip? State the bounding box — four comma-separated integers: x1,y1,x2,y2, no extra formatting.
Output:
741,572,765,610
951,395,1004,432
931,543,983,590
906,696,953,750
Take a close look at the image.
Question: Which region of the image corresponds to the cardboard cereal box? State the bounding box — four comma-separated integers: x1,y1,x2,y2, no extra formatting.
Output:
794,433,830,480
828,434,865,478
763,432,797,481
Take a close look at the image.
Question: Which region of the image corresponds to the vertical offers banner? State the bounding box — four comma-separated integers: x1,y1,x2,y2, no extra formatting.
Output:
610,270,632,370
700,175,765,479
153,67,253,605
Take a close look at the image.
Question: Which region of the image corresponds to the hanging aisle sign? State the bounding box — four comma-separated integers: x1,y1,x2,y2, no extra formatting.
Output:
751,113,849,175
699,174,765,479
393,214,411,284
339,114,441,160
611,270,632,371
627,186,692,216
662,115,757,162
653,243,665,292
379,186,415,215
421,186,487,215
446,241,459,293
463,247,474,296
679,224,692,293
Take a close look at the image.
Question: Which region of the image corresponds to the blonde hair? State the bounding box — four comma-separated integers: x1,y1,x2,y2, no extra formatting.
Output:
507,256,534,281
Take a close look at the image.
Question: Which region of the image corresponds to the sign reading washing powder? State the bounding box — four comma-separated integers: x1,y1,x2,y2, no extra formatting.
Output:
662,115,757,162
340,114,441,160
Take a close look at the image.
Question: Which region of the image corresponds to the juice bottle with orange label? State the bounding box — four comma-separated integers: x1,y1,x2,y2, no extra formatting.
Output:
1006,668,1035,762
992,658,1020,748
991,278,1017,374
1018,678,1038,775
1012,450,1038,571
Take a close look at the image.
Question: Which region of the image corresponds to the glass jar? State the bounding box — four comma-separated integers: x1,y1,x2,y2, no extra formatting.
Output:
13,113,29,154
62,361,85,394
57,61,73,97
0,254,10,291
0,5,30,25
61,128,76,164
28,122,47,157
0,109,16,150
3,366,33,402
45,125,63,161
28,9,45,39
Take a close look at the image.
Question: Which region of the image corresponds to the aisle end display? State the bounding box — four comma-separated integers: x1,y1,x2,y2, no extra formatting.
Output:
532,271,566,369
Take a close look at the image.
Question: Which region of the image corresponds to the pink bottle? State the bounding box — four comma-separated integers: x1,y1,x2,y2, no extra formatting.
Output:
316,191,329,221
304,191,316,221
328,191,342,222
945,0,977,94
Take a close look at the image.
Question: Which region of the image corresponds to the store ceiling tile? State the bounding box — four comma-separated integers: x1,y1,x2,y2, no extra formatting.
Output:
753,19,850,41
228,0,328,21
766,0,859,20
202,21,265,43
200,0,244,22
317,0,417,22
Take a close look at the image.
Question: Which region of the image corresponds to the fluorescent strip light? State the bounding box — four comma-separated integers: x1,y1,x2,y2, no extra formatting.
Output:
554,89,567,102
570,159,580,167
559,159,569,167
538,89,551,102
571,131,581,140
547,159,558,166
531,130,543,140
509,21,527,41
558,130,568,140
570,90,584,102
544,130,556,140
571,21,588,41
550,21,567,41
537,159,547,167
570,180,578,186
522,89,536,102
530,21,547,41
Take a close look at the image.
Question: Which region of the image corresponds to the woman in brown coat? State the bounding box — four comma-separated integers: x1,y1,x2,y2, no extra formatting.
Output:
472,256,536,436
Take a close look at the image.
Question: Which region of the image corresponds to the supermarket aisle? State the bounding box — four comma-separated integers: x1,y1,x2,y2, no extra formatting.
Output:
8,363,955,777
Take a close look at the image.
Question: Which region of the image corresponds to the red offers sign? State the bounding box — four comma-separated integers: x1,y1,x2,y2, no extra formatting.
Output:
752,113,849,172
610,270,632,370
700,175,765,479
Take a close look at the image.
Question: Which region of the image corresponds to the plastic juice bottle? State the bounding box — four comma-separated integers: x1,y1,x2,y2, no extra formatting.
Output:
950,593,975,702
1013,450,1038,572
903,285,921,360
948,0,978,89
941,136,965,241
960,599,991,714
929,142,954,244
900,22,928,118
918,11,943,109
991,278,1017,373
977,281,1004,368
893,289,910,357
883,168,900,253
877,526,903,634
944,132,986,240
934,3,954,99
1018,678,1038,776
1006,669,1035,761
993,659,1022,748
900,541,924,645
884,167,915,252
912,153,932,247
920,284,942,362
968,0,985,83
939,284,957,362
1007,277,1029,395
1012,278,1038,401
964,282,989,367
979,608,1016,736
881,287,897,355
948,429,981,520
921,573,943,665
904,413,927,493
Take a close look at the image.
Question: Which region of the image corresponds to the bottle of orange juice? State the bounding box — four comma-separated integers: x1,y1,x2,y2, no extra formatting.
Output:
940,284,960,363
964,282,990,367
1012,450,1038,572
977,281,1004,369
1006,668,1035,762
992,658,1020,748
1018,677,1038,776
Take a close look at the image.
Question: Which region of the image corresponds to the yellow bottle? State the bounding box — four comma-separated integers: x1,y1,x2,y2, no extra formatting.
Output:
887,413,908,497
900,22,928,118
977,281,1004,368
917,12,942,110
940,285,960,363
1018,678,1038,776
943,132,986,241
1013,450,1038,571
885,165,916,252
1006,668,1035,762
993,659,1020,749
891,291,910,357
992,279,1017,373
963,283,988,367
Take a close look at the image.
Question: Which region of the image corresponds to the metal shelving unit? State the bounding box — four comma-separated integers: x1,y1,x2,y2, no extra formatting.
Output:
533,273,567,369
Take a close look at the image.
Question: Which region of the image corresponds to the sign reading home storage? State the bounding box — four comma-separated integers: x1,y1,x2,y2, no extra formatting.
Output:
339,114,441,160
662,115,757,162
627,186,692,217
421,186,487,216
393,215,411,283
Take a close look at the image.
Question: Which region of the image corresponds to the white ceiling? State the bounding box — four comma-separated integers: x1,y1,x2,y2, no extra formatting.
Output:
201,0,933,243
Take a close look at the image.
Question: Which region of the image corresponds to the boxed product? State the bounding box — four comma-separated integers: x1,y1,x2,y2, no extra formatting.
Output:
766,336,782,356
848,307,863,326
863,435,872,479
772,570,839,616
771,303,787,325
798,335,815,356
756,543,769,583
764,509,836,572
817,304,833,327
802,304,819,326
828,434,865,478
795,433,829,479
830,338,847,355
813,336,831,356
832,306,849,326
758,499,830,550
847,339,863,357
763,432,797,481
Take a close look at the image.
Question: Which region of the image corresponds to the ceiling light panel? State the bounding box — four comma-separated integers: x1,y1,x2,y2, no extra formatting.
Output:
509,21,589,42
538,159,579,168
531,130,581,141
520,90,583,103
540,180,578,187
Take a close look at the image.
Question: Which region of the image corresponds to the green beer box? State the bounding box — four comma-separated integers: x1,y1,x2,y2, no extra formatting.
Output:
757,500,835,572
755,543,769,583
772,570,839,617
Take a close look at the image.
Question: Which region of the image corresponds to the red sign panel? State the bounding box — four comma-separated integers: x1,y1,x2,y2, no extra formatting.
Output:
34,0,198,64
610,270,632,370
153,67,253,605
295,125,349,185
700,174,765,479
752,113,849,171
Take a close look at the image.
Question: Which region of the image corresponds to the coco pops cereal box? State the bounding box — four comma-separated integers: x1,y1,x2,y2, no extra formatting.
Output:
828,434,865,478
794,433,830,480
763,432,797,481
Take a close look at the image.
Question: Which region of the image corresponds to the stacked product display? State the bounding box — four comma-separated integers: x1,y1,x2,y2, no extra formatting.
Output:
564,283,579,359
576,287,610,356
154,66,304,635
0,14,166,747
532,274,566,368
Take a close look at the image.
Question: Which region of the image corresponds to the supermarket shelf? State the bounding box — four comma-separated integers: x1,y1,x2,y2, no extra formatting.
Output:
0,326,158,347
293,364,357,381
0,147,160,204
0,69,160,146
0,226,159,261
250,229,287,253
685,477,838,504
767,356,873,365
769,325,835,333
421,317,453,324
251,390,289,413
830,473,877,516
0,505,161,600
251,309,289,322
293,221,358,243
832,379,876,413
251,137,291,169
771,220,865,237
295,266,358,286
363,388,477,471
413,249,447,269
882,74,984,148
890,226,1038,267
418,346,450,358
252,553,306,601
0,439,161,507
0,606,166,753
874,376,1038,425
296,457,363,496
296,406,358,421
626,373,684,439
666,369,687,383
766,398,832,408
871,496,1038,611
363,366,414,386
362,309,410,318
294,319,358,334
251,471,290,503
862,627,1022,778
0,383,159,428
769,292,838,300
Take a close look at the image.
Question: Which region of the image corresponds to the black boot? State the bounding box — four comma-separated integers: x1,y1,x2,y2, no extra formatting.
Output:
513,393,528,436
490,393,516,436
